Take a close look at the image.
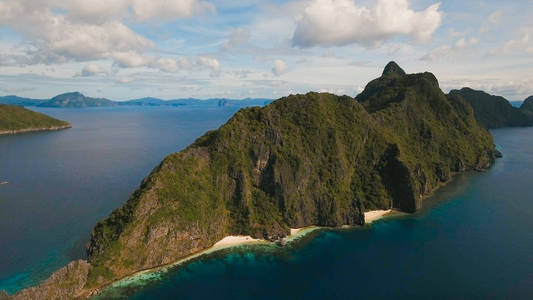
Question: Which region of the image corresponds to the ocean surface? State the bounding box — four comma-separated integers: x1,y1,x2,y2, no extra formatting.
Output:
1,107,533,299
0,106,246,294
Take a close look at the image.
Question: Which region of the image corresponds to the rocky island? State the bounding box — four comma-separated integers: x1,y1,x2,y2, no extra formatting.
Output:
0,104,71,135
5,62,501,299
449,87,533,129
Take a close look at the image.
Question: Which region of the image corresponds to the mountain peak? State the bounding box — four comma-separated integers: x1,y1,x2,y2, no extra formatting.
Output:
382,61,406,77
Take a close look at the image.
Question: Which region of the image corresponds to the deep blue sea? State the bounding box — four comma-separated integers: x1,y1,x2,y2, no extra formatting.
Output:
1,107,533,299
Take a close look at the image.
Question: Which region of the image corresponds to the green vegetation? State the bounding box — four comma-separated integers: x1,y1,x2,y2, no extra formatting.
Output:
83,62,499,288
520,96,533,116
357,62,497,211
38,92,115,108
0,104,70,133
449,87,533,129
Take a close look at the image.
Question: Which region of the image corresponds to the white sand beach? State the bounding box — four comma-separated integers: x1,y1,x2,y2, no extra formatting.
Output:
364,209,392,223
213,235,264,248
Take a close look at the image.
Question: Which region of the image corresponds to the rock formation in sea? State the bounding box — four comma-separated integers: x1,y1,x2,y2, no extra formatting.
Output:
5,62,500,299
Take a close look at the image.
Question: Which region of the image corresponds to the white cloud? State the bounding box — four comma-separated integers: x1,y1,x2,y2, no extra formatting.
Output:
292,0,443,48
198,57,221,73
112,51,149,68
222,27,251,49
63,0,130,23
489,33,531,56
131,0,215,21
110,53,221,74
422,37,479,61
53,0,214,22
0,0,214,68
272,59,288,76
79,64,107,76
0,1,153,64
151,58,179,72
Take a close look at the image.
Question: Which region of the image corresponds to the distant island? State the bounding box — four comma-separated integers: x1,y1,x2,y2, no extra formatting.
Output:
38,92,116,108
449,88,533,129
3,88,530,123
5,62,504,299
0,105,71,135
0,93,272,108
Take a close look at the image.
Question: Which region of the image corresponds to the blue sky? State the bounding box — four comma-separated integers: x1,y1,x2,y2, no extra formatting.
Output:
0,0,532,100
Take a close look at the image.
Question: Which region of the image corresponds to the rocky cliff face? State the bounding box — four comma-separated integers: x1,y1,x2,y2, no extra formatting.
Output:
449,87,533,129
357,63,498,211
6,62,500,299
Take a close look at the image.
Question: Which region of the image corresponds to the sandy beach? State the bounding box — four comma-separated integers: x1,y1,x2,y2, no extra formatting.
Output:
213,235,265,247
364,209,392,223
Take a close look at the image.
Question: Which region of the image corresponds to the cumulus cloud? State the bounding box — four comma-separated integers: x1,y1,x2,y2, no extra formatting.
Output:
272,59,288,76
292,0,443,48
0,0,213,67
421,37,479,61
112,51,149,68
198,57,221,74
78,64,107,77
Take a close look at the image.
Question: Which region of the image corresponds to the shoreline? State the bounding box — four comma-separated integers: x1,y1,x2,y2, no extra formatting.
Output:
0,125,71,135
93,211,393,297
94,226,322,296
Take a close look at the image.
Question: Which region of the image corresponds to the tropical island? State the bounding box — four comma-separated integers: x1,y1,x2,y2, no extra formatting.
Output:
4,62,506,299
0,105,71,135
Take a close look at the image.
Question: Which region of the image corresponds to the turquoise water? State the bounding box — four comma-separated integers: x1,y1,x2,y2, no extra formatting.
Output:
98,127,533,299
0,106,247,294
